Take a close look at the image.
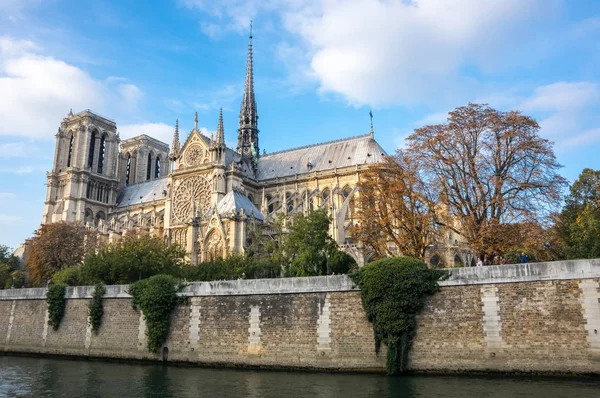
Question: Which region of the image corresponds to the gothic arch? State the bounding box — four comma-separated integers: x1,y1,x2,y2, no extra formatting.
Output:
155,155,161,179
84,208,94,224
146,151,154,181
125,152,133,185
88,129,99,169
204,229,225,261
66,131,75,168
95,211,106,225
97,133,108,174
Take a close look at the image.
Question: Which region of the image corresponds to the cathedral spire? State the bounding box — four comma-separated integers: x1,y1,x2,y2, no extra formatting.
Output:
194,112,198,131
170,119,180,159
216,107,225,145
237,21,259,159
369,109,374,138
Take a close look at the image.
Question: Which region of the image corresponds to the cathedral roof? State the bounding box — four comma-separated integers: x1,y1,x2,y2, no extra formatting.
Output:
116,178,168,208
212,189,264,221
256,134,387,180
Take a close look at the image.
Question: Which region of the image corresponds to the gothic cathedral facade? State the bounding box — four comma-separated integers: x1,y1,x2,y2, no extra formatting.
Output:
41,34,387,265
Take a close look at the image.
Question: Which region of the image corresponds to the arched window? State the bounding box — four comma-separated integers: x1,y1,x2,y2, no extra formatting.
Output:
97,134,106,174
266,195,274,214
125,154,132,185
66,134,74,167
146,153,152,180
88,131,97,168
286,192,294,213
321,189,330,207
84,208,93,224
342,186,354,220
154,156,161,179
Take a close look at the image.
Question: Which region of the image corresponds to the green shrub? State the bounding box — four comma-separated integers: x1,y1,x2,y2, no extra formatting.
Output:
88,284,105,333
52,266,84,286
46,284,67,331
351,257,448,375
129,275,185,352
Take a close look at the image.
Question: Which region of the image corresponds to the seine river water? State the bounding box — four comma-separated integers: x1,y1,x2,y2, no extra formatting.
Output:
1,355,599,397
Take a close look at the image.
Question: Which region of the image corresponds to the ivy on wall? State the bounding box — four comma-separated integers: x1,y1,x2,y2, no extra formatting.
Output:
351,257,448,375
88,284,105,333
46,283,67,331
129,275,185,353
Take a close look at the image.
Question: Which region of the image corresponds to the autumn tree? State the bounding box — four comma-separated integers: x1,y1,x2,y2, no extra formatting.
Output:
558,168,600,259
24,222,98,286
406,103,567,258
353,154,438,260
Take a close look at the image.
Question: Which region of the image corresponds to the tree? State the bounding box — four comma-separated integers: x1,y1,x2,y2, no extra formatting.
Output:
24,223,97,286
353,154,438,260
407,103,567,258
558,168,600,259
81,234,187,285
283,209,356,276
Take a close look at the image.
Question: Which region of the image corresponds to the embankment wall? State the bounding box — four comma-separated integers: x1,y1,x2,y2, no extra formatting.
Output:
1,260,599,374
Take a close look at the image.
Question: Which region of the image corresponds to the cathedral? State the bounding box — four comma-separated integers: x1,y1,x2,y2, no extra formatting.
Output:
41,33,388,266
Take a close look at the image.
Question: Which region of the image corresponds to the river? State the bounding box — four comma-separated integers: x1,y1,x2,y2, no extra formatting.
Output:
1,355,598,397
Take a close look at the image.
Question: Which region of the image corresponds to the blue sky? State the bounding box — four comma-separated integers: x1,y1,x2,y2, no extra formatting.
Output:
1,0,599,249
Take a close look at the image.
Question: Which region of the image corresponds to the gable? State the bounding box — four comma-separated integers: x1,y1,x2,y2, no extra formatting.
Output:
179,129,212,169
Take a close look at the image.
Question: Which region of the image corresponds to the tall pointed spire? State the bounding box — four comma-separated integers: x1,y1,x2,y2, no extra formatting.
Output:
170,119,180,159
216,107,225,145
238,21,259,159
369,109,374,138
194,112,198,131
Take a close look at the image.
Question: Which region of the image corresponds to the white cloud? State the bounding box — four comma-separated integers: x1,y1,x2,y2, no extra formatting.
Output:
519,81,600,147
0,192,16,200
183,0,549,107
119,123,175,146
410,81,600,152
0,36,144,138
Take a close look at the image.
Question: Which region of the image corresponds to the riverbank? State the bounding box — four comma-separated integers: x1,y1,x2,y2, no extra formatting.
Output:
1,260,599,375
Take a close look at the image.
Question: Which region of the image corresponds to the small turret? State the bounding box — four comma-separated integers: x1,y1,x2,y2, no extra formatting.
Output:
169,119,180,159
211,108,226,163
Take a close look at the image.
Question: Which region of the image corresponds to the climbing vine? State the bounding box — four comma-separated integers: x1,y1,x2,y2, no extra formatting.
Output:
88,284,105,333
129,274,185,353
46,283,67,331
351,257,448,375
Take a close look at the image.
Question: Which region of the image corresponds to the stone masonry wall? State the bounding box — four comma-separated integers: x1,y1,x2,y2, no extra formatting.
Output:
1,261,600,374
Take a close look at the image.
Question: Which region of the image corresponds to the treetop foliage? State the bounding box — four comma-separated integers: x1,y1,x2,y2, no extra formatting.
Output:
407,104,567,257
24,222,98,286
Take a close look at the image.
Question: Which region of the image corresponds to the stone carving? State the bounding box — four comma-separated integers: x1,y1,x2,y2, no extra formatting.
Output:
185,145,203,167
173,175,211,224
205,230,224,260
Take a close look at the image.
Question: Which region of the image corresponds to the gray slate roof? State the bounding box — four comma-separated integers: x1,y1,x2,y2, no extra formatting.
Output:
212,189,264,221
116,178,168,208
256,134,387,180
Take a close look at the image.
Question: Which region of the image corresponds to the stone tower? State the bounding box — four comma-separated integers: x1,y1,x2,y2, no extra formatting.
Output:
237,29,259,164
42,110,120,226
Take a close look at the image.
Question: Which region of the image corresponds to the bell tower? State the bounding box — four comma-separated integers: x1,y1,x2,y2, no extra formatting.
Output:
42,110,120,226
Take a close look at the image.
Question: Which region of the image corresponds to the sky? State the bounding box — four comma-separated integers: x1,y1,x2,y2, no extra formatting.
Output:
1,0,599,249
